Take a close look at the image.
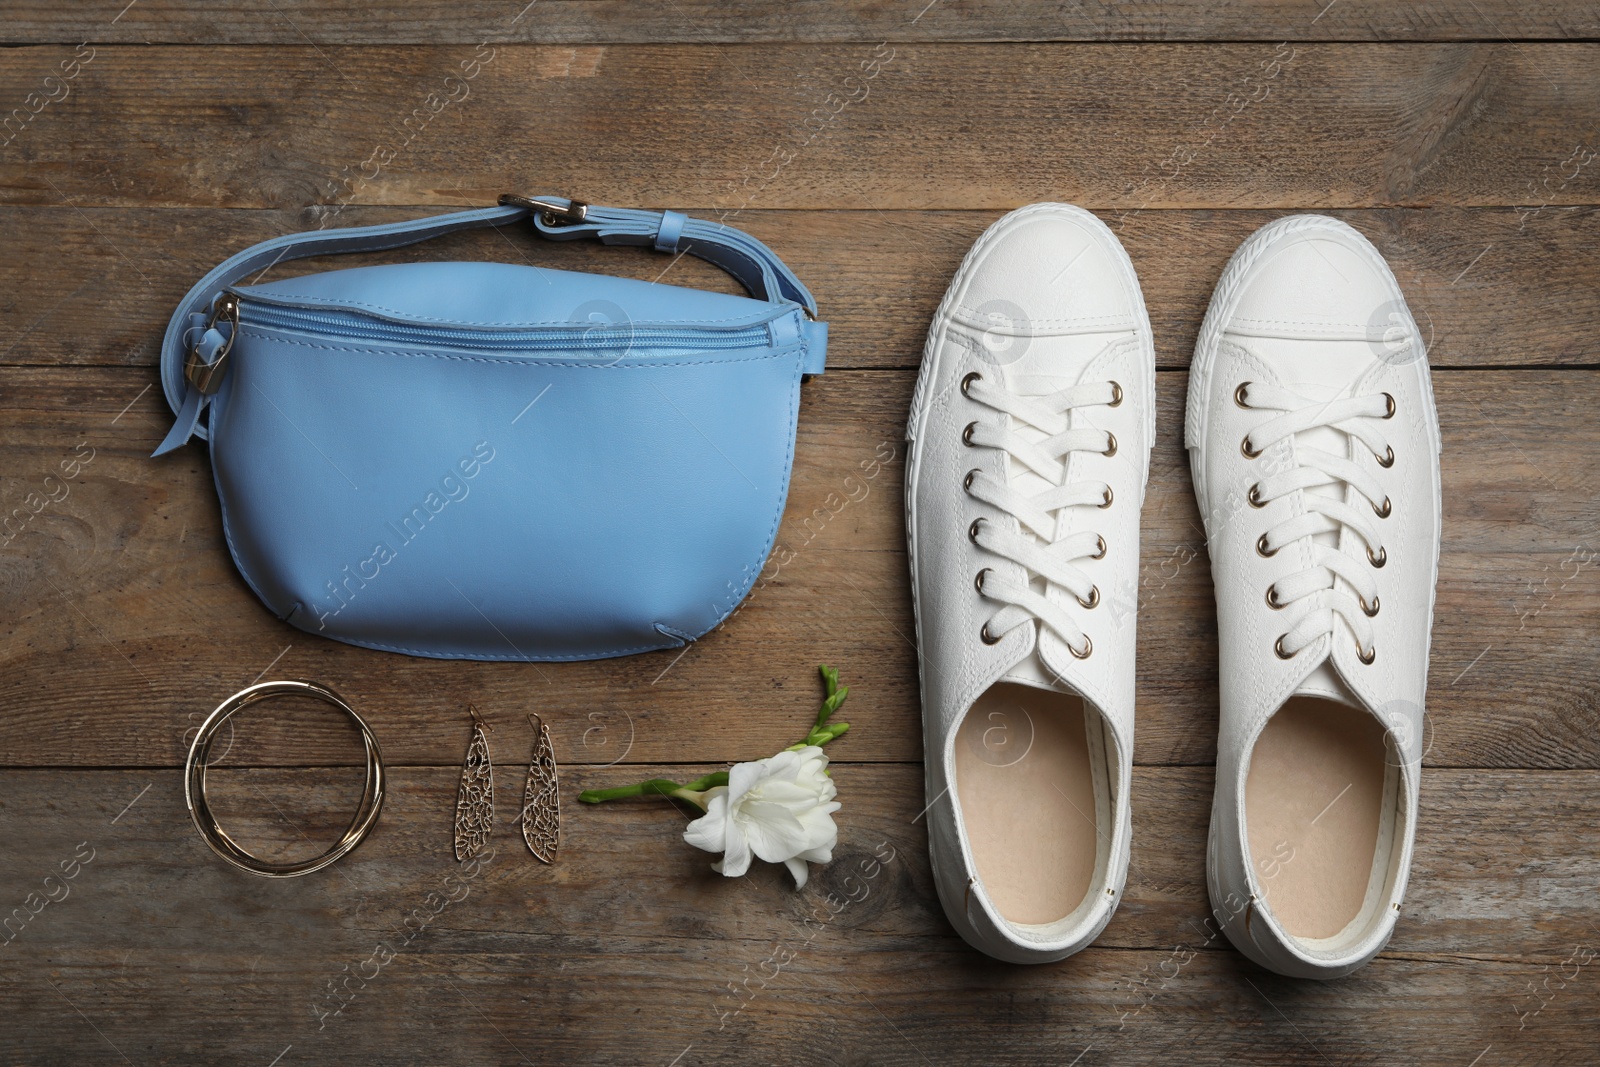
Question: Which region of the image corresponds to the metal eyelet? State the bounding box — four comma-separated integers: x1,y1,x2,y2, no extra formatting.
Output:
1241,435,1262,460
1078,586,1100,610
1357,642,1377,665
1234,382,1252,408
1256,534,1278,558
963,469,981,492
1265,584,1285,609
1247,483,1267,508
980,622,1002,645
1091,535,1107,560
974,568,992,595
1069,635,1093,659
1098,486,1114,509
1373,495,1392,518
1274,635,1298,660
1376,445,1395,469
1368,544,1387,568
962,421,979,446
1381,392,1396,419
1102,432,1118,458
1107,381,1123,407
1361,594,1380,617
961,371,982,396
968,518,985,544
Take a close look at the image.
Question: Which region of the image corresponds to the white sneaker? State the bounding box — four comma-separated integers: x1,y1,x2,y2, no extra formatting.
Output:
906,204,1155,963
1186,215,1442,978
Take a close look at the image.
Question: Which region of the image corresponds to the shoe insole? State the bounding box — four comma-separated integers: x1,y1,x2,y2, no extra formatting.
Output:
954,683,1098,925
1245,697,1386,940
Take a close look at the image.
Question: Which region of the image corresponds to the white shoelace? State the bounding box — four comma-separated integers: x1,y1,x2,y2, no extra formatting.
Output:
960,371,1122,659
1236,380,1396,663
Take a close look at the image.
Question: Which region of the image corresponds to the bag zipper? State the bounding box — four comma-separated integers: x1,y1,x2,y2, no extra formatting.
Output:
234,298,773,353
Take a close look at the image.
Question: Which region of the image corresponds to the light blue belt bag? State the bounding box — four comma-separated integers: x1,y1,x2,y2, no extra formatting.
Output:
155,196,827,661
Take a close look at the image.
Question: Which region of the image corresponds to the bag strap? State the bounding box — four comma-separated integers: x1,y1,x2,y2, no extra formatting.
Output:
154,197,821,456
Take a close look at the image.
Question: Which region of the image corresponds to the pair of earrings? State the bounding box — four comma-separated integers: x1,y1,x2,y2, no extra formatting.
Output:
453,707,560,864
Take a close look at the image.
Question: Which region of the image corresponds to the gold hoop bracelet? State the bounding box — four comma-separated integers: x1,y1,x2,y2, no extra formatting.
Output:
184,680,386,877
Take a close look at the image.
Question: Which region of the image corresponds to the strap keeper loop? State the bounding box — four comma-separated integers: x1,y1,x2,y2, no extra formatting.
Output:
654,210,687,254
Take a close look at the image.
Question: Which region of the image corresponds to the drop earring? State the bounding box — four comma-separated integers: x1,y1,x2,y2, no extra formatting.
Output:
453,705,494,862
521,713,560,864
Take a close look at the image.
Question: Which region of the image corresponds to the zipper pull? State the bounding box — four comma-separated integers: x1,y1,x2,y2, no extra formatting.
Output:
184,292,240,394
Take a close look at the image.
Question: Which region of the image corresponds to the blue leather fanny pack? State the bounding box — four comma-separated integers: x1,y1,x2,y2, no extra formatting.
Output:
155,196,826,661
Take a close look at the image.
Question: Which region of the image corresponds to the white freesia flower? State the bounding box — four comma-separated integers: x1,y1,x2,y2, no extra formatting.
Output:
683,745,841,888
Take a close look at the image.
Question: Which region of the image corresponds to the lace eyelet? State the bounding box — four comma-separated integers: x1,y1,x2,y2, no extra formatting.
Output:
1102,432,1118,458
1357,642,1377,665
1091,534,1107,560
1079,586,1100,610
1098,486,1114,509
1368,544,1387,568
968,518,985,544
963,469,980,492
1381,392,1396,419
962,421,979,446
1241,435,1262,460
1256,534,1278,558
1234,382,1252,408
1265,584,1285,609
1069,635,1093,660
1107,381,1123,407
961,371,982,396
1373,495,1392,518
1247,483,1267,508
1361,594,1380,617
1376,445,1395,469
974,568,992,595
1274,635,1299,660
980,622,1002,645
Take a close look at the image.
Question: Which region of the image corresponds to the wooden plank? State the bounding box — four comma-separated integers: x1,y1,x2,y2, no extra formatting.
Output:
4,44,1600,210
4,205,1598,371
2,1,1596,44
2,365,1596,770
0,765,1595,1064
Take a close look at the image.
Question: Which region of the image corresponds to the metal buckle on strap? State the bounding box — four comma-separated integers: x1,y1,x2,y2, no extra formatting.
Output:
498,194,589,227
184,292,240,395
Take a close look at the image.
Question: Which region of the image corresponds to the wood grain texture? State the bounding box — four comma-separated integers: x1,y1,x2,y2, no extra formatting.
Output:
3,1,1598,44
2,366,1596,770
4,44,1600,211
0,765,1595,1064
4,205,1599,371
2,18,1597,1062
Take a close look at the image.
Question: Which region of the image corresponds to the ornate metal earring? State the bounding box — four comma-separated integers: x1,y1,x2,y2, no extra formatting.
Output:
453,706,493,862
521,713,560,863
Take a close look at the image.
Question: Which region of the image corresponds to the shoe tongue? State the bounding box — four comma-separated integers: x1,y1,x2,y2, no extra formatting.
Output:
1243,338,1377,712
990,333,1123,693
1001,650,1069,692
1292,658,1361,708
1248,339,1374,553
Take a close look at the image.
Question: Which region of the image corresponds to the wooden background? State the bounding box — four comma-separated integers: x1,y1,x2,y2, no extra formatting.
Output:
2,2,1598,1064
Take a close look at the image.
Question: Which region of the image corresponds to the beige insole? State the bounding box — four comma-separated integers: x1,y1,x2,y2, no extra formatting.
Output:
1246,697,1387,939
954,683,1098,925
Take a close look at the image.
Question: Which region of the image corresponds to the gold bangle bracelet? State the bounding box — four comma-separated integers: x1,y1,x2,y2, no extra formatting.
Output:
183,680,386,878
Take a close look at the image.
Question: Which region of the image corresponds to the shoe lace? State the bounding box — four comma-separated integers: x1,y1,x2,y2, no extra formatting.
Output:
1235,380,1397,664
959,370,1123,659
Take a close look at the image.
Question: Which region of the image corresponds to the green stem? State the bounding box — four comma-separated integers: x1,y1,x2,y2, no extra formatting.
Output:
578,770,729,808
580,665,851,805
578,779,686,804
682,770,730,792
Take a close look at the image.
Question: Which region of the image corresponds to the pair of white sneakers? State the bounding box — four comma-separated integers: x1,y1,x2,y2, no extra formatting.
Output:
905,205,1440,978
